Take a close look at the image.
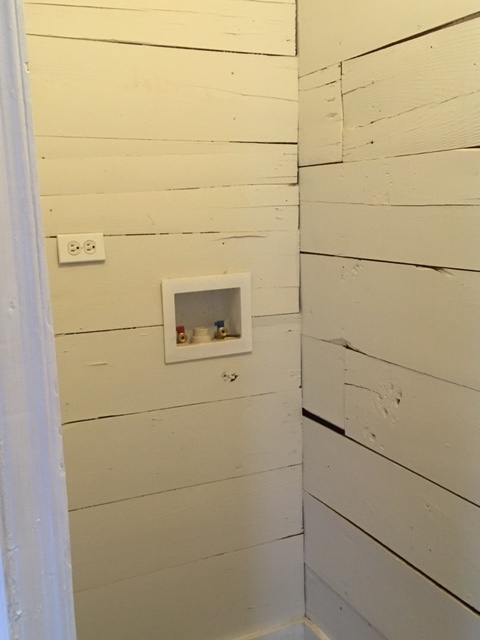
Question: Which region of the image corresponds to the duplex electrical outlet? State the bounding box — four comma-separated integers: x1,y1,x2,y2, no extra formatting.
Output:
57,233,106,264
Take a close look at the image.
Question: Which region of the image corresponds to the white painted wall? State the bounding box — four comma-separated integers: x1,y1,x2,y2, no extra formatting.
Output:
24,2,302,639
298,1,480,638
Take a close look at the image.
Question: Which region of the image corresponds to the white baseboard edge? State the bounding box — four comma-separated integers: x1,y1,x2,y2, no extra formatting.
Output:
240,619,330,640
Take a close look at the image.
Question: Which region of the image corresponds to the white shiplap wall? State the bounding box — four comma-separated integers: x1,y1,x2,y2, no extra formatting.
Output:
24,2,302,639
299,1,480,638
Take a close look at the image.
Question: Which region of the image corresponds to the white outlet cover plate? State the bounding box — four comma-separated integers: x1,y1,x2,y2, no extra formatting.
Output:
57,233,106,264
162,273,252,363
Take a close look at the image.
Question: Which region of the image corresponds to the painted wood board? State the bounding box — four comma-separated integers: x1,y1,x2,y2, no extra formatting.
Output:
298,0,480,75
74,536,304,640
300,149,480,206
300,202,480,271
345,351,480,507
304,495,480,640
343,19,480,160
304,419,480,609
299,65,342,167
46,231,299,333
41,185,298,237
27,35,298,143
302,336,344,428
387,149,480,205
300,159,388,205
36,141,298,196
63,390,301,510
70,465,302,591
301,254,480,390
24,1,295,57
57,315,301,423
344,86,480,161
305,568,387,640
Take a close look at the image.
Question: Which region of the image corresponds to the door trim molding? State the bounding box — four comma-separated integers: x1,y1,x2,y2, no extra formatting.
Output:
0,2,76,637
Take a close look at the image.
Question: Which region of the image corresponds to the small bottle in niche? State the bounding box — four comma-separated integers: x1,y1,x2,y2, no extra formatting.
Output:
176,325,187,344
214,320,228,340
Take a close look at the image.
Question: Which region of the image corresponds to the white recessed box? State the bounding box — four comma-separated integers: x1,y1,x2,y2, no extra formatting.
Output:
162,273,252,363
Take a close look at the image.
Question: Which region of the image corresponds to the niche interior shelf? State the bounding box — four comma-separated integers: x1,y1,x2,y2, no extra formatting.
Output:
162,273,252,363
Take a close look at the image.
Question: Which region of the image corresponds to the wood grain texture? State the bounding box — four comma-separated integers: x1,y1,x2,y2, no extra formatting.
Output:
302,254,480,391
304,418,480,609
74,536,304,640
41,185,298,237
343,19,480,160
57,315,301,423
24,1,295,56
345,351,480,507
36,140,297,196
306,568,387,640
298,0,480,75
302,336,344,427
63,390,301,510
300,149,480,206
301,202,480,271
304,494,480,640
70,465,302,591
27,35,297,142
46,231,299,333
299,65,342,167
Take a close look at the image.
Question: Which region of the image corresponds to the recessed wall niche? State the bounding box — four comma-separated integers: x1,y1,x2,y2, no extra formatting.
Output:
162,273,252,363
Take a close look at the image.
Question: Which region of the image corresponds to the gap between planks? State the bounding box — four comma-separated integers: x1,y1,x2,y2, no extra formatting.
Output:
25,31,297,58
74,532,304,594
304,335,480,398
55,311,300,338
346,10,480,63
68,462,303,513
305,491,480,616
60,388,287,426
303,413,480,510
299,251,480,275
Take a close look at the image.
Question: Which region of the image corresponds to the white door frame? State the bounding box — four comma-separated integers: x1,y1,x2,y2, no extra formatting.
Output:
0,1,76,638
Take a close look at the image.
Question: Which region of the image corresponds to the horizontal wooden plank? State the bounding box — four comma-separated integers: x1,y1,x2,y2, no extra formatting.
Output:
301,336,344,427
74,536,304,640
41,185,298,237
36,136,297,161
343,19,480,160
387,149,480,206
46,231,299,333
24,1,295,56
300,159,388,204
300,149,480,206
299,65,342,167
301,254,480,390
305,568,387,640
63,390,301,510
57,315,301,423
304,494,480,640
27,35,297,142
70,465,302,591
36,140,297,196
345,351,480,506
298,0,480,75
304,419,480,609
300,202,480,271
